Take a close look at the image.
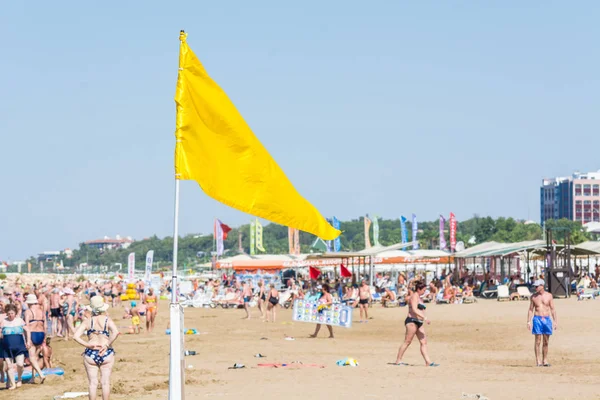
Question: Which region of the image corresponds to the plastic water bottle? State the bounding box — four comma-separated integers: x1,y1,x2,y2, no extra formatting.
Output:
184,350,196,356
47,319,53,336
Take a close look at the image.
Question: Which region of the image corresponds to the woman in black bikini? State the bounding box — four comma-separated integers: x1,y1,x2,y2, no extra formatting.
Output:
266,284,279,323
393,282,439,367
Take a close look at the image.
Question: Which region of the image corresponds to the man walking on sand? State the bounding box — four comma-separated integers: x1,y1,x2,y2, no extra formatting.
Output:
355,280,372,323
527,279,557,367
242,280,253,319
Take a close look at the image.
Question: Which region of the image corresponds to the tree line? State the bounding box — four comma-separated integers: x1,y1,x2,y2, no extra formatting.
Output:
25,216,592,271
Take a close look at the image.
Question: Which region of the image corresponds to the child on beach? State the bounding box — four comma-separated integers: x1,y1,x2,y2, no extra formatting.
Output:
42,337,53,369
130,302,141,334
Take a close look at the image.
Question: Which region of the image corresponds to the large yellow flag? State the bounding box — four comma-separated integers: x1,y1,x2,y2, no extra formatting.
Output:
174,32,340,240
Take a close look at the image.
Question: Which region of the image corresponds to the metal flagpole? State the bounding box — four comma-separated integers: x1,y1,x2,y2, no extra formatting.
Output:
169,178,185,400
169,31,187,398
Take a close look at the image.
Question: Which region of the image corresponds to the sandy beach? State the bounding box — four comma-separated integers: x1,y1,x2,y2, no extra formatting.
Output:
4,297,599,400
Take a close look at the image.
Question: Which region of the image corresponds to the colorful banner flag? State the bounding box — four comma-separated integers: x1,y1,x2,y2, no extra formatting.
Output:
325,218,333,252
127,252,135,281
27,262,31,273
40,261,44,272
288,227,295,255
238,231,243,253
250,221,256,256
255,219,265,252
373,215,380,246
333,217,341,252
412,214,419,250
400,216,408,244
439,215,447,250
364,215,372,249
312,237,328,252
294,228,300,255
450,212,457,252
173,32,340,240
145,250,154,284
214,219,232,256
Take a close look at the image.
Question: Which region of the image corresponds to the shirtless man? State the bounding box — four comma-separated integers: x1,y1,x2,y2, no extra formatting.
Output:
355,281,372,322
394,282,439,366
242,280,253,319
527,279,557,367
111,282,120,307
49,288,63,337
64,288,78,340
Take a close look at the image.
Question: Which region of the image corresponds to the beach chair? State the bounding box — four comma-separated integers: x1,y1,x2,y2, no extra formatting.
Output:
496,285,510,302
217,292,240,308
370,288,381,303
516,286,532,300
279,291,293,308
436,292,450,304
481,287,498,299
384,298,399,307
462,295,477,304
577,288,595,301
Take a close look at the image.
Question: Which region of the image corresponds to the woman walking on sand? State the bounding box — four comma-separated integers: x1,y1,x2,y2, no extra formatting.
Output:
1,304,31,390
309,284,334,339
266,284,279,323
143,288,158,333
73,296,119,400
24,294,47,383
393,282,439,367
257,281,266,319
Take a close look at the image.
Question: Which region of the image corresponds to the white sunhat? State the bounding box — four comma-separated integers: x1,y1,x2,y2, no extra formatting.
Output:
25,294,38,304
87,296,110,314
533,279,545,287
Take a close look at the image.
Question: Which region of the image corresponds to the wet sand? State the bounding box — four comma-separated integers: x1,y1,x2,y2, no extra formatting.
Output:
3,297,599,400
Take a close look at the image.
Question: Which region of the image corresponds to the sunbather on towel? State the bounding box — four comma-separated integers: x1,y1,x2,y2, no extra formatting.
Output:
527,280,557,367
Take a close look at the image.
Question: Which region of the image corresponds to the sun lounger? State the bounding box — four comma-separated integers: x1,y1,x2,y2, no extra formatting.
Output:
462,296,477,304
497,285,510,302
436,292,450,304
279,291,292,305
577,288,596,300
516,286,532,300
383,297,399,307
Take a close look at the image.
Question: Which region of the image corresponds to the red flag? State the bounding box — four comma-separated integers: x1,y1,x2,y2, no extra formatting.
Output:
340,264,352,278
219,221,232,240
309,266,321,280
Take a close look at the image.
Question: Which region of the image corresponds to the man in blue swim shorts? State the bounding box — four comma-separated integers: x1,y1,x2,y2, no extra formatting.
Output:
242,280,253,320
527,279,557,367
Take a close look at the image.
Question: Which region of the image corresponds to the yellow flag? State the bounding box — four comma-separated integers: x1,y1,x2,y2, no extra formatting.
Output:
174,32,340,240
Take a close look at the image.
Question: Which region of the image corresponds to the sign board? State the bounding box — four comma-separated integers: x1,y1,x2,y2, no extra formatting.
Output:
127,252,135,281
292,299,353,328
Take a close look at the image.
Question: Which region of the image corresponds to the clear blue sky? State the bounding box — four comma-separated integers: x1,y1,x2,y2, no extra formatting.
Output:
2,1,599,260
